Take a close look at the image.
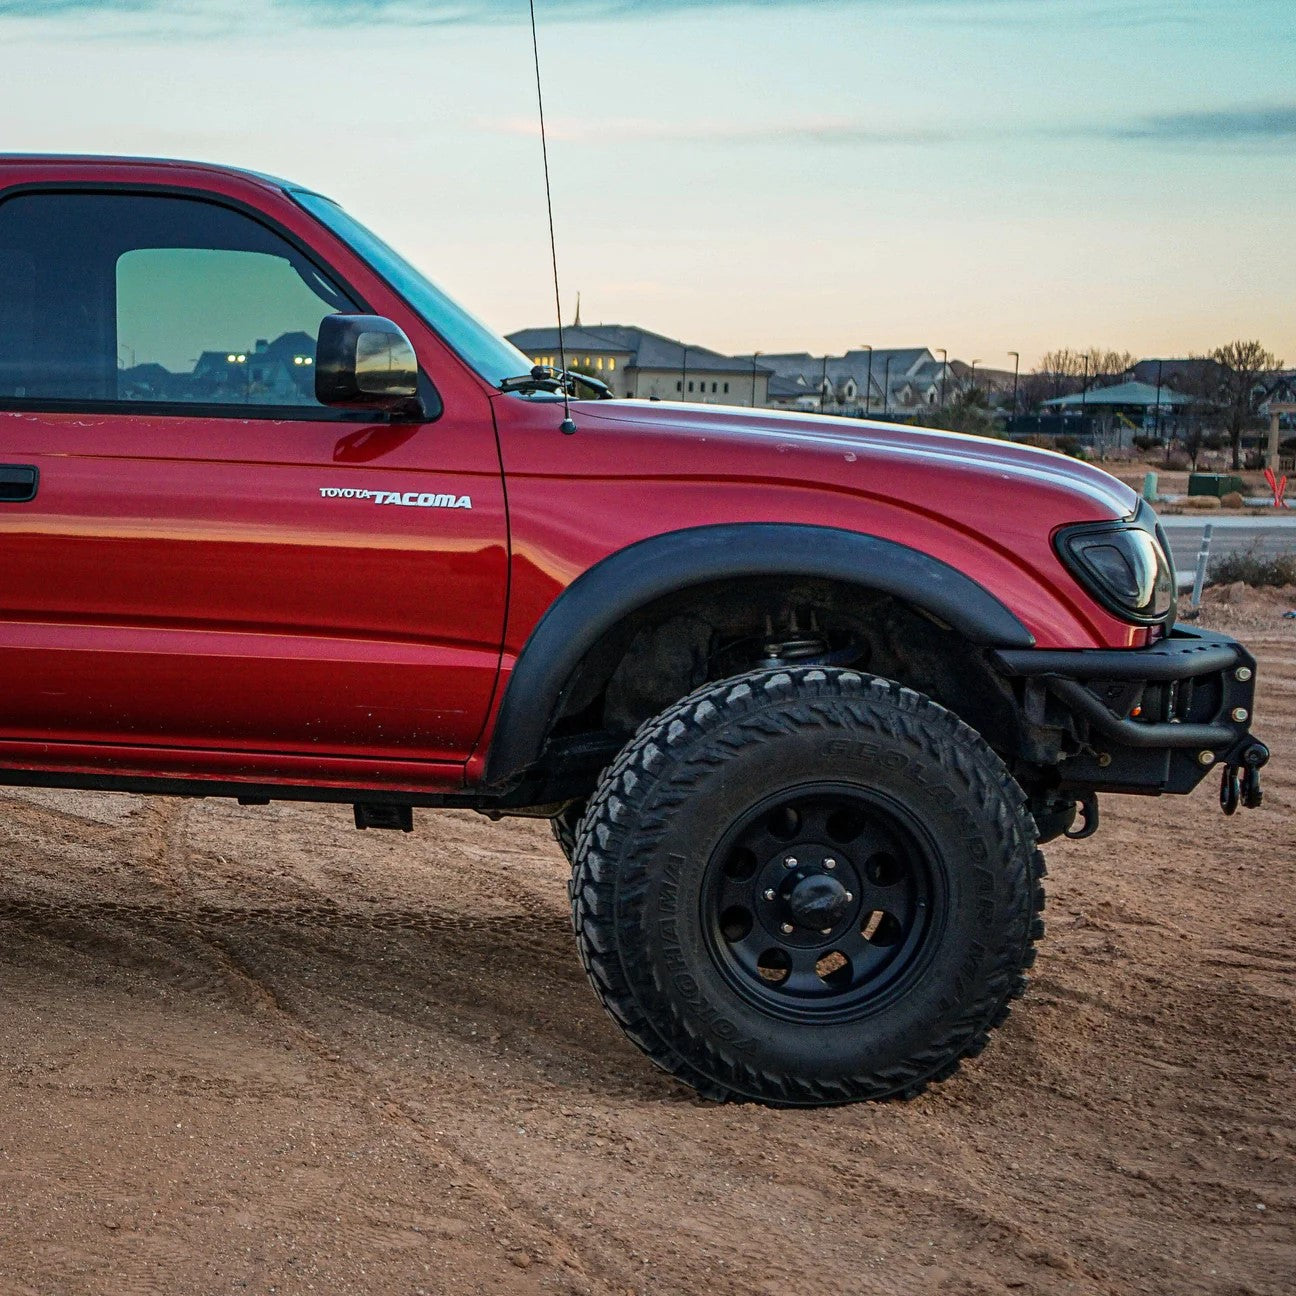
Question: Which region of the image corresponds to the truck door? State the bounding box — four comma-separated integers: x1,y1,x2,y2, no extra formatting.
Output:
0,187,507,777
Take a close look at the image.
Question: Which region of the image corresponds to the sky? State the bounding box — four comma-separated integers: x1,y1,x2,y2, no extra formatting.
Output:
0,0,1292,369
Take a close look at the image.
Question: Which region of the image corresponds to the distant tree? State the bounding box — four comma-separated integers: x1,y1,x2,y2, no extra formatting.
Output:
919,387,999,437
1211,340,1283,469
1024,347,1136,408
1084,349,1137,384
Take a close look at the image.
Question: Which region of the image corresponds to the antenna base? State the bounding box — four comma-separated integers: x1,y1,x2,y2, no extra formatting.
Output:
560,417,578,435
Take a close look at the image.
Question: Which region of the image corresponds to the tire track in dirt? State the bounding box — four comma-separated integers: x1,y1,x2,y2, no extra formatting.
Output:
131,798,628,1293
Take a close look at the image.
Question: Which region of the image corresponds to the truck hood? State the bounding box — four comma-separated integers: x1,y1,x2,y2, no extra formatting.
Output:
579,400,1138,521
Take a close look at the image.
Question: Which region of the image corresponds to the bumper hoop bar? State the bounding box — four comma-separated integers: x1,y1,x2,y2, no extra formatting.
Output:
1043,676,1235,750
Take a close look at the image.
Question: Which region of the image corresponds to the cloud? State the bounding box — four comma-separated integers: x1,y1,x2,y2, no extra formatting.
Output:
481,114,955,146
0,0,876,20
0,0,1185,29
1100,105,1296,144
481,103,1296,151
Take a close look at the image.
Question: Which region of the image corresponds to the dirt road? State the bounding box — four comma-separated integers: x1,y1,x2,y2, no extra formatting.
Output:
1,621,1292,1295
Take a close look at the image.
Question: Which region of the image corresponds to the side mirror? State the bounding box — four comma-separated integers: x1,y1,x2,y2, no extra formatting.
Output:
316,314,420,413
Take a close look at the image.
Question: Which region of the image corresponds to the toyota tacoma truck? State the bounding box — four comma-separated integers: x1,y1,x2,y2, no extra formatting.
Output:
0,156,1269,1106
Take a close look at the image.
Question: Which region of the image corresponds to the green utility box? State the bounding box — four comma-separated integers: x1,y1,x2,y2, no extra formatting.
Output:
1188,473,1245,498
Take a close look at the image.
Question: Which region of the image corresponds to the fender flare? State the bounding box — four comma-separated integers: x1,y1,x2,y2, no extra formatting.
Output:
484,522,1034,786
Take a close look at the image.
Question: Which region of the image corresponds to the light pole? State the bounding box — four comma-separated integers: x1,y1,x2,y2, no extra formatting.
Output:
883,356,892,418
751,351,762,407
1154,357,1165,444
680,345,688,400
820,353,829,415
1008,351,1020,436
861,344,873,417
1081,355,1092,456
938,348,948,407
969,359,980,393
226,351,248,397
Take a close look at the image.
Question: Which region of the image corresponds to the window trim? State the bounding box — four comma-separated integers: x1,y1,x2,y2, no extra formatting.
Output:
0,181,428,425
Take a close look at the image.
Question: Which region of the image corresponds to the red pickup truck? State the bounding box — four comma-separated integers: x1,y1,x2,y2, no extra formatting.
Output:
0,156,1268,1106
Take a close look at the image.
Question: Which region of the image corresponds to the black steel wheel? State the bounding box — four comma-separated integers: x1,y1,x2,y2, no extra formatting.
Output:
703,785,942,1023
570,666,1046,1106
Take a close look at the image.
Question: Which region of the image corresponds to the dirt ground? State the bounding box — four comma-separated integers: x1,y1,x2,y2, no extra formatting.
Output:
1,611,1292,1295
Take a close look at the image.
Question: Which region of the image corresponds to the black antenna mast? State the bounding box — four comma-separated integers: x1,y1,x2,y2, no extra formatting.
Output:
528,0,577,435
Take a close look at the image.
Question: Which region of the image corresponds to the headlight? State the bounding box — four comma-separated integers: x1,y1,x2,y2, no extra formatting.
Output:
1055,504,1175,625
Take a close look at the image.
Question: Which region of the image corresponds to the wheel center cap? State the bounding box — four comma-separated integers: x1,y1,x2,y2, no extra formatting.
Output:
787,873,850,930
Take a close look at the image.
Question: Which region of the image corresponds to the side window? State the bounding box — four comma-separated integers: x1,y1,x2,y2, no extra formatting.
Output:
0,190,356,412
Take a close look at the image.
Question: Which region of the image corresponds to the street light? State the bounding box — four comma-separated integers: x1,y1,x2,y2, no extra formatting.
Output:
969,359,980,391
820,353,829,415
1081,355,1092,456
938,349,948,406
680,345,689,400
1154,358,1165,444
751,350,762,408
226,351,249,397
1008,351,1020,436
883,356,892,418
861,344,873,417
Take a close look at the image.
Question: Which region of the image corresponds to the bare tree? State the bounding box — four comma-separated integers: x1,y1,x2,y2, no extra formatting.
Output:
1020,347,1136,415
1084,349,1136,384
1211,340,1283,469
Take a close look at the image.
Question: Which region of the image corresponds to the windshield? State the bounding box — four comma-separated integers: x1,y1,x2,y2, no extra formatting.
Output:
291,190,531,387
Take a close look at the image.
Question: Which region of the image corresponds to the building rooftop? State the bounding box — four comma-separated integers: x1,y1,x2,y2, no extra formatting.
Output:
1041,380,1192,408
508,324,768,375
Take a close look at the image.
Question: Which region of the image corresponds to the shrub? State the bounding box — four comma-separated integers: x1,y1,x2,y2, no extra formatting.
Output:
1164,451,1191,471
1219,491,1245,508
1209,549,1296,588
1181,494,1222,510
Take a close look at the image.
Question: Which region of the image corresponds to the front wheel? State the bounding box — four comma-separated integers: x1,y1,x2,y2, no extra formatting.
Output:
570,666,1046,1106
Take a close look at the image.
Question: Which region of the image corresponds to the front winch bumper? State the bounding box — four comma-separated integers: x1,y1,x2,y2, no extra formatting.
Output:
994,626,1269,809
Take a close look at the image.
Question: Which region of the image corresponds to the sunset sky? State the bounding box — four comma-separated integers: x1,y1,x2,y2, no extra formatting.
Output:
0,0,1291,369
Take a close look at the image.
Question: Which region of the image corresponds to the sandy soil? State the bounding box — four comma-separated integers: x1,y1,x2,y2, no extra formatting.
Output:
1,615,1292,1295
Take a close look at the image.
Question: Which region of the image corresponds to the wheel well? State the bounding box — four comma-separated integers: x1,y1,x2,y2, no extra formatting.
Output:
535,576,1024,796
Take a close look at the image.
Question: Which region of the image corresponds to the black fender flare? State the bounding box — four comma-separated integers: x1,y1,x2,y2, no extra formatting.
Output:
483,522,1035,786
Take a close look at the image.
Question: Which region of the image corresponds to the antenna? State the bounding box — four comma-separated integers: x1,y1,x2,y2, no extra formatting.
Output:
528,0,577,435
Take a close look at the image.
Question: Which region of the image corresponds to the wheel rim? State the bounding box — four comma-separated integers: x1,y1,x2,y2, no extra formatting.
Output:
701,783,944,1024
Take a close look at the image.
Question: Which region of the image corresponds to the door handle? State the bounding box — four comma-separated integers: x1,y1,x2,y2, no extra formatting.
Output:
0,465,38,503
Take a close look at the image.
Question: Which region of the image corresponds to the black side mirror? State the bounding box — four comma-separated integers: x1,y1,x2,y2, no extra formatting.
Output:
316,314,421,414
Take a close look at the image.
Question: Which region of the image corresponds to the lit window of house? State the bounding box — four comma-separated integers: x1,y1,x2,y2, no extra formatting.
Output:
608,358,617,371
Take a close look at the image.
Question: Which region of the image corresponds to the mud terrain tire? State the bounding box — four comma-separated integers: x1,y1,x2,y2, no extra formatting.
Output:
550,801,585,864
570,666,1045,1106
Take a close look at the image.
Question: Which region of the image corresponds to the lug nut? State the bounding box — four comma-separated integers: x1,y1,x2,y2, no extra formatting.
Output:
821,927,832,935
824,858,837,870
780,922,795,934
1231,708,1249,723
1235,667,1252,683
763,888,776,901
1198,750,1215,766
845,891,854,902
784,856,798,869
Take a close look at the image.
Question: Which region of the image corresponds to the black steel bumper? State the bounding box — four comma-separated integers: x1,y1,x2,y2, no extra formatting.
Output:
994,626,1269,805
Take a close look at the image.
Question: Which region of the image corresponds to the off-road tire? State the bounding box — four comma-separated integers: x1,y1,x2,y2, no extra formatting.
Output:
550,801,586,864
570,665,1046,1106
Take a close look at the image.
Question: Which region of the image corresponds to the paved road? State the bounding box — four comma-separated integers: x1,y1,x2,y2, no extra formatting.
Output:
1159,514,1296,572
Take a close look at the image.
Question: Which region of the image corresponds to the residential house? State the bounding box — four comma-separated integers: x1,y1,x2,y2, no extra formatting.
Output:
507,324,771,406
750,348,949,416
